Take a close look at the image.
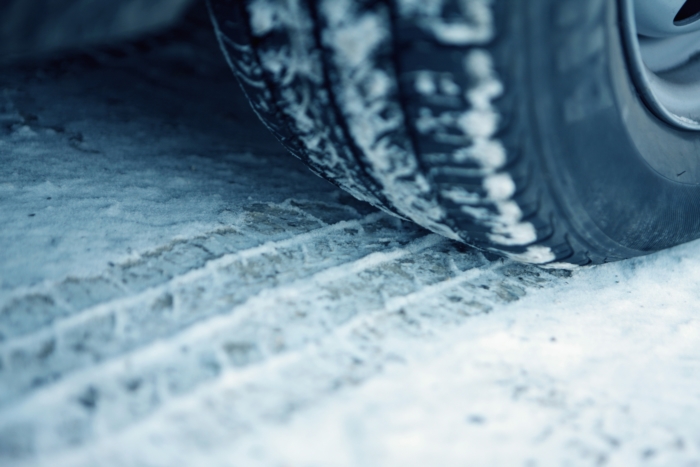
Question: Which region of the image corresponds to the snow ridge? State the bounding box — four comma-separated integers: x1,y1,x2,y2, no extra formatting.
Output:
0,212,424,406
12,251,555,467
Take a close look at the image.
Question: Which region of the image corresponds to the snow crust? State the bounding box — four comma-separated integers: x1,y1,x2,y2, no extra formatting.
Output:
211,244,700,467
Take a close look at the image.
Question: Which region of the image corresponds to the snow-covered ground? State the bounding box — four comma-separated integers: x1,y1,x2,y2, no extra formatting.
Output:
2,11,700,467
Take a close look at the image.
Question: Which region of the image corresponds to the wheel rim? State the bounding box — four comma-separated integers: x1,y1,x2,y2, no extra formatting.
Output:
624,0,700,130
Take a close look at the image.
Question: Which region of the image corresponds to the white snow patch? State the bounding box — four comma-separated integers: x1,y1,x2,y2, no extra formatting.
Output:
329,14,386,69
483,173,516,201
457,108,498,138
452,139,506,169
415,72,437,95
505,246,557,265
541,262,580,271
397,0,495,45
441,187,480,205
247,0,279,36
489,222,537,247
439,76,461,96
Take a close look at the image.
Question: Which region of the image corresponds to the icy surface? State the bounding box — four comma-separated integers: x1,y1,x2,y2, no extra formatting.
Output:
1,14,700,467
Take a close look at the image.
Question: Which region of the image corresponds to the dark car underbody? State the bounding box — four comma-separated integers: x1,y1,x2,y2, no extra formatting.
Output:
0,0,196,62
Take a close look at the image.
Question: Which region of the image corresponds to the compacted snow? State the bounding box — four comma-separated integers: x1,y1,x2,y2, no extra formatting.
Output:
2,12,700,467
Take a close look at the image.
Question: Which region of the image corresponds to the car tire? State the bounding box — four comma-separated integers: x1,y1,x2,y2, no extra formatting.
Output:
208,0,700,267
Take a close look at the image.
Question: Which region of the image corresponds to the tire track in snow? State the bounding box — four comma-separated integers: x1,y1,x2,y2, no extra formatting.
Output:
34,259,559,467
0,199,365,341
0,233,541,461
0,212,426,407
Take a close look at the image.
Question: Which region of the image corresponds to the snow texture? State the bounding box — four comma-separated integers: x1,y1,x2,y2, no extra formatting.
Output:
2,10,700,467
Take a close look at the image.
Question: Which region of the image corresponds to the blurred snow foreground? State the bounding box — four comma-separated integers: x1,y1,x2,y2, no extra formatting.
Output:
2,15,700,467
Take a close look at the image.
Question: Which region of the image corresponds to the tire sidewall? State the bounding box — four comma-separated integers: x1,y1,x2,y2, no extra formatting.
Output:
524,0,700,255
